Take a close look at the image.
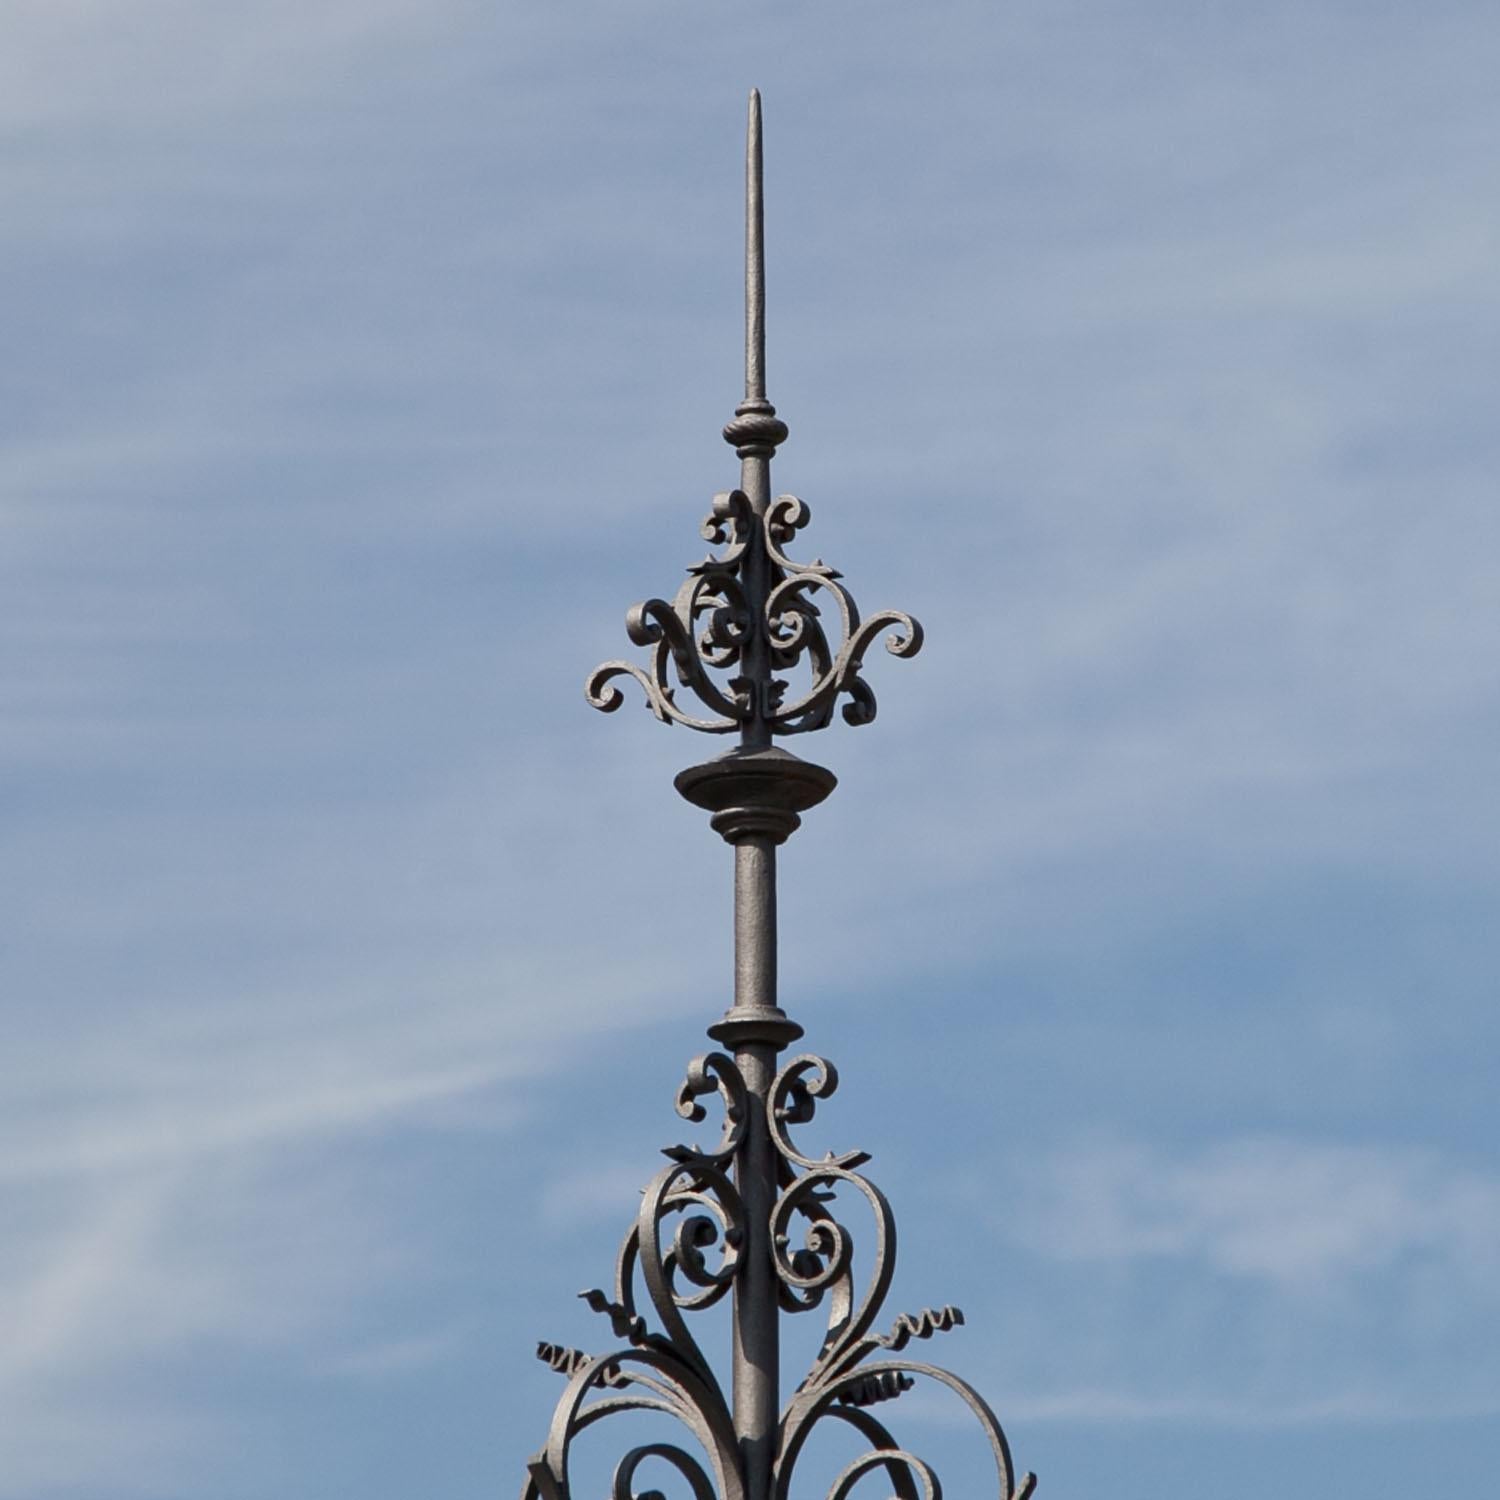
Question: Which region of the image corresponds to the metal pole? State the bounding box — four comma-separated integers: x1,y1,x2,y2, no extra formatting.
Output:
734,89,779,758
729,829,778,1500
730,89,780,1500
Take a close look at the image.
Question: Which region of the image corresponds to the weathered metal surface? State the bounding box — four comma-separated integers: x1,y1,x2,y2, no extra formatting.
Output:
526,89,1035,1500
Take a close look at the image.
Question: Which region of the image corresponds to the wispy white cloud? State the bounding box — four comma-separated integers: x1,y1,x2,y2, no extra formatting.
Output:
996,1137,1500,1290
887,1137,1500,1442
0,1157,415,1494
0,1177,167,1383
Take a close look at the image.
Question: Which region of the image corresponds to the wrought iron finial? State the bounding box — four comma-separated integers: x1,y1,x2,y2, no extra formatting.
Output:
585,91,924,745
532,95,1036,1500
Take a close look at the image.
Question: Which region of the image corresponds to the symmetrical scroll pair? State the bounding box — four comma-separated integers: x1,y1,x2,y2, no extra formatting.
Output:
524,1052,1036,1500
587,492,923,735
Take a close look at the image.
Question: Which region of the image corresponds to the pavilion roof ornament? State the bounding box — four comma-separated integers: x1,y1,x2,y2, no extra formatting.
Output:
525,90,1036,1500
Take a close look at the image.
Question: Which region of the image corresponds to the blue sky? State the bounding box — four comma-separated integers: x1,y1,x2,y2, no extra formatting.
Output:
3,2,1498,1496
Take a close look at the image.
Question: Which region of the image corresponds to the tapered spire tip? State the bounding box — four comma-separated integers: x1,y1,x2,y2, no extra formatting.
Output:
745,88,765,405
722,88,785,454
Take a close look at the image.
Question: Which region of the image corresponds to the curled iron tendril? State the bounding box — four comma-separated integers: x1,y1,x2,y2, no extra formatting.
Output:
524,1059,753,1500
665,1052,747,1169
585,492,922,736
764,1052,1036,1500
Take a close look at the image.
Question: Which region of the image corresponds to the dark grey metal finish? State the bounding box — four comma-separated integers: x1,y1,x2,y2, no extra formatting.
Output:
525,91,1035,1500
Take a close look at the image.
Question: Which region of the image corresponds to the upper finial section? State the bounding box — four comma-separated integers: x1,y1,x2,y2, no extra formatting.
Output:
585,93,922,740
723,89,789,456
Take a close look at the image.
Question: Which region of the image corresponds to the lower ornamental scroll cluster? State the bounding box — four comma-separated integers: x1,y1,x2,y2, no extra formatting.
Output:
522,1053,1036,1500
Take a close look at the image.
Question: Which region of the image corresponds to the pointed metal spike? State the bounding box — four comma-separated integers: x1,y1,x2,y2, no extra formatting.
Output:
745,87,765,403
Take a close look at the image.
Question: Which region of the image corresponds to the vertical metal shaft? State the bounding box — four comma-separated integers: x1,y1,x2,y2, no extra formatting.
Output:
745,88,767,406
670,89,829,1500
738,89,774,757
731,86,779,1500
733,838,777,1012
728,824,779,1500
731,829,779,1500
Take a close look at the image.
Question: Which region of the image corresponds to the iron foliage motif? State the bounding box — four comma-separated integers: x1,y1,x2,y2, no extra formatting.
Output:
523,1053,1036,1500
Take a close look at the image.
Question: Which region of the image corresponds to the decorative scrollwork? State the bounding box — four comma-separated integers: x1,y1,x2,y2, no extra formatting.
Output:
761,1050,1036,1500
526,1345,744,1500
524,1041,1033,1500
771,1165,892,1360
524,1061,752,1500
577,1287,649,1346
777,1359,1035,1500
665,1053,747,1169
877,1305,965,1350
614,1443,720,1500
537,1341,629,1388
837,1369,914,1408
586,492,922,737
770,1054,871,1171
827,1448,942,1500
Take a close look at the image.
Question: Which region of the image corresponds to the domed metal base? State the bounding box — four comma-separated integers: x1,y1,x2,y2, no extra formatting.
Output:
675,746,837,845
